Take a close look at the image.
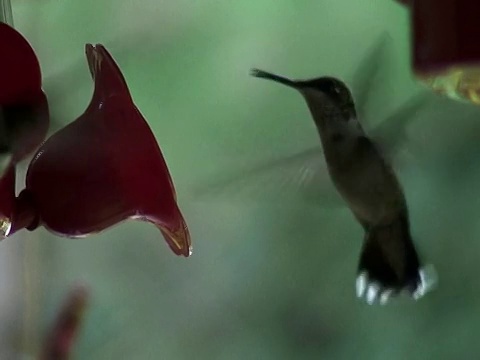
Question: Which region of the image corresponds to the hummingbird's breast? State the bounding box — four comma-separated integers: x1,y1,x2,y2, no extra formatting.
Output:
324,136,407,227
302,91,407,226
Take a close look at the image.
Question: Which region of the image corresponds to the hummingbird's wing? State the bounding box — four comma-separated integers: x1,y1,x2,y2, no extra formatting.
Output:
192,34,392,207
191,147,344,208
194,93,433,207
407,92,480,179
348,30,431,162
369,92,433,163
350,32,391,121
0,0,13,25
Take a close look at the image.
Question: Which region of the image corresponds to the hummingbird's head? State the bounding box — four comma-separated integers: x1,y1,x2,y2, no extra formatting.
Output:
299,77,354,110
250,69,357,126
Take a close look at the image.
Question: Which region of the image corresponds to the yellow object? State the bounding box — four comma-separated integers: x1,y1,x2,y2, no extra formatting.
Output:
418,66,480,104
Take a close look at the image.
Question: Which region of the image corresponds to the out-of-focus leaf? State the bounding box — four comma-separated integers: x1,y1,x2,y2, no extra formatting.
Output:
38,284,89,360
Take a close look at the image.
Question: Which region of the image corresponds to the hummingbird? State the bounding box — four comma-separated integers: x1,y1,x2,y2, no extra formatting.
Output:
192,34,430,208
246,68,436,304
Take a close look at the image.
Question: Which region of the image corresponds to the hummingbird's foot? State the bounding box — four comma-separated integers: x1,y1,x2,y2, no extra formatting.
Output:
355,264,437,305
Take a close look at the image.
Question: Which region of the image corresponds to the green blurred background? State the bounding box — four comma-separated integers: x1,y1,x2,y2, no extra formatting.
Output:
2,0,480,358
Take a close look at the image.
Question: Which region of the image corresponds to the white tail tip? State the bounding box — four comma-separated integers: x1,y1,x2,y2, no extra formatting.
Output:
356,264,438,305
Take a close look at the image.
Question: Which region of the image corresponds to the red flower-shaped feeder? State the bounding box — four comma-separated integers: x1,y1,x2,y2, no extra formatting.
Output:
1,26,191,256
0,23,49,164
0,22,49,237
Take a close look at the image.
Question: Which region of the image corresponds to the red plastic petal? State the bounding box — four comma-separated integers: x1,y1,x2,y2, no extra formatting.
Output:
0,23,49,163
0,23,41,105
23,44,191,256
0,23,48,236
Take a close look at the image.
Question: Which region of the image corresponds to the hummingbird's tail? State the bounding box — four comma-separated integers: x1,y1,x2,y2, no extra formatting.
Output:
355,214,437,305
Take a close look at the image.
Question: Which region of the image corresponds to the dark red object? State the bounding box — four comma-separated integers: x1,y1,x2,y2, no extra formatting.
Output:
0,24,190,256
1,25,189,256
0,23,49,238
0,23,49,163
13,44,191,257
409,0,480,74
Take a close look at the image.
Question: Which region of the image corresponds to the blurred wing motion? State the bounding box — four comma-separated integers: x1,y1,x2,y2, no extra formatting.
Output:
349,31,432,163
370,92,432,164
194,33,428,206
349,31,391,121
192,147,343,207
38,284,90,360
411,92,480,179
0,0,13,25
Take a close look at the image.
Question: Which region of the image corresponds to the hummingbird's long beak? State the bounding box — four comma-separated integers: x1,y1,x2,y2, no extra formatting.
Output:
250,68,298,89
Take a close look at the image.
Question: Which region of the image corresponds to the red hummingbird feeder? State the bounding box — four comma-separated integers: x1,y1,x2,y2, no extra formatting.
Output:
0,22,49,235
396,0,480,104
0,23,191,256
